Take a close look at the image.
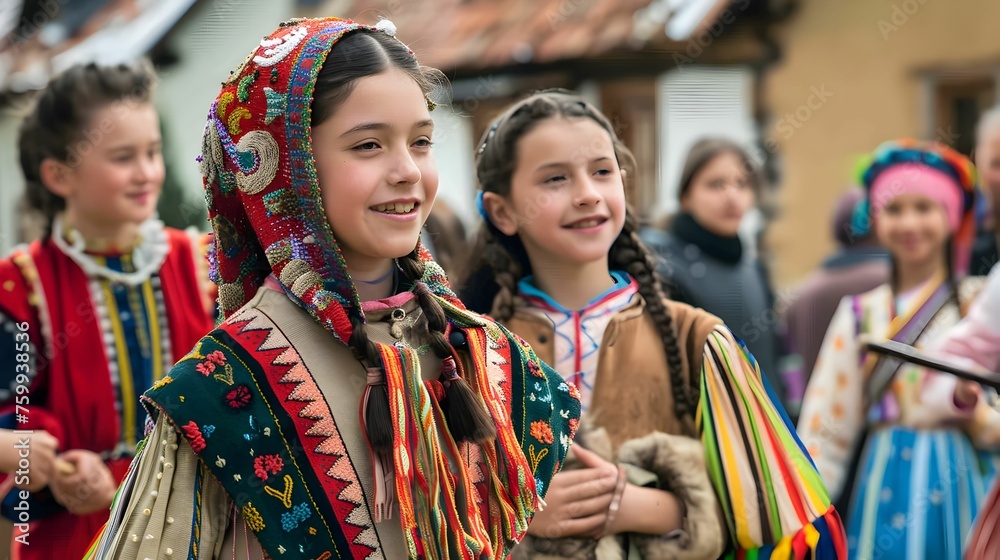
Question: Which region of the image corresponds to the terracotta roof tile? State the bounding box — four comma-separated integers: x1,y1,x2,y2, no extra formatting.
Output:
0,0,196,93
343,0,685,72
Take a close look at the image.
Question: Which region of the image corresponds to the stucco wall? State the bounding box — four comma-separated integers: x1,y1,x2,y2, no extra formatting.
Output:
766,0,1000,285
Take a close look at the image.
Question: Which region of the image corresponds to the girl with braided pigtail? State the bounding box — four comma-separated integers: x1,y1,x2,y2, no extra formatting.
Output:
460,90,846,559
87,18,578,560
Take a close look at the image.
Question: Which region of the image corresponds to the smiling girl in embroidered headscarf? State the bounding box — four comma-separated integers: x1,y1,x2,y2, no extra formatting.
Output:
797,139,996,560
87,18,579,560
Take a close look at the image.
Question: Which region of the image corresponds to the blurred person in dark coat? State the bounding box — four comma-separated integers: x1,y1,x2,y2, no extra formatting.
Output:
641,138,785,398
782,188,889,405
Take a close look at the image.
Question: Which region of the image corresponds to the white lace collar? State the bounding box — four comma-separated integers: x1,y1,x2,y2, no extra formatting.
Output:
50,214,170,286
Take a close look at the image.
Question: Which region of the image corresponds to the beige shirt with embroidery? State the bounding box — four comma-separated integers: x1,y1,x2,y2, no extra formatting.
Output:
92,286,447,559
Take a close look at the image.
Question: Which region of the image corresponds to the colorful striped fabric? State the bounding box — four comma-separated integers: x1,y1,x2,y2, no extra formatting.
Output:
699,325,847,558
84,293,580,560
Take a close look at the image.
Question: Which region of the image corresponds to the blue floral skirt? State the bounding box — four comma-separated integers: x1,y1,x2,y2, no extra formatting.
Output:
847,426,997,559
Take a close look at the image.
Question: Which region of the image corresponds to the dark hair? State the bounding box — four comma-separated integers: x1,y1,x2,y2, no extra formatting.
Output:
459,90,698,420
832,187,869,247
677,137,761,202
17,61,157,235
423,199,468,278
312,30,444,125
309,30,491,451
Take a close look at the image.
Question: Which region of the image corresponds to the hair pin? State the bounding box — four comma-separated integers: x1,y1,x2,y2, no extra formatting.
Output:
374,19,397,37
477,118,502,156
476,191,490,223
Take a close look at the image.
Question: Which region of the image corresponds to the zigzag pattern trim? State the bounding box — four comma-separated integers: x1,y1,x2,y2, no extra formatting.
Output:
229,307,383,559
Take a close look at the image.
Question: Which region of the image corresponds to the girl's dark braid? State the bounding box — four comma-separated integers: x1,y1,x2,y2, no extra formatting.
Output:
397,251,452,359
350,313,394,453
484,233,523,323
944,241,962,312
398,249,496,443
611,212,698,421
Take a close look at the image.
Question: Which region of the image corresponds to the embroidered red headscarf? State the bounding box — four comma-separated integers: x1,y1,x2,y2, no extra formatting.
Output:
201,17,457,340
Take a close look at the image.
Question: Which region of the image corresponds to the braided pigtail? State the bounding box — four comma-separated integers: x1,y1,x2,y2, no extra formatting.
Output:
944,239,963,312
611,211,697,421
350,315,394,455
400,249,496,443
456,222,530,320
487,234,523,322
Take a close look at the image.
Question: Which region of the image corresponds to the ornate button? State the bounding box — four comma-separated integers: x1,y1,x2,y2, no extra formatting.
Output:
389,308,406,339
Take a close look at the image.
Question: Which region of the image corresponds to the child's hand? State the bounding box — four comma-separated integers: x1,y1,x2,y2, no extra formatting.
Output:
5,430,59,492
955,380,983,410
49,449,116,515
527,445,619,539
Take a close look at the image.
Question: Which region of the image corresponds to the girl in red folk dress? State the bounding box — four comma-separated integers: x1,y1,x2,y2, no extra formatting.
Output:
0,61,215,559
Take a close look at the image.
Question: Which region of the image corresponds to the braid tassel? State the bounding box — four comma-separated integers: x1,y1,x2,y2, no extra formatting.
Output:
361,366,395,521
413,279,498,445
363,366,394,453
441,355,497,444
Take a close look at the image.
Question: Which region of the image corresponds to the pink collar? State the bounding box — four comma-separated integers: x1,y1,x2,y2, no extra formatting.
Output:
263,274,415,311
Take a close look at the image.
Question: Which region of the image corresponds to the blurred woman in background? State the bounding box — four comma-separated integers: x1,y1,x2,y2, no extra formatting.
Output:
641,138,784,398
